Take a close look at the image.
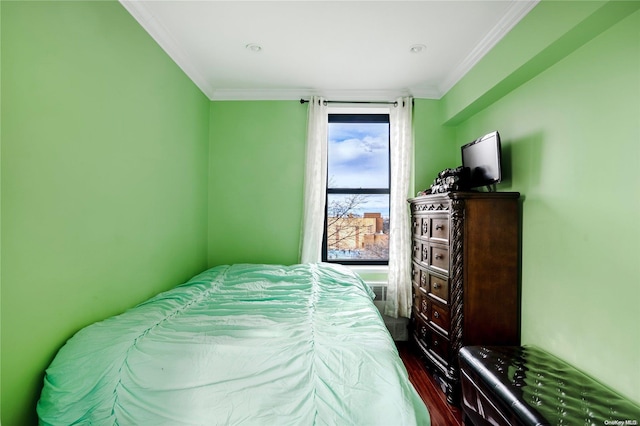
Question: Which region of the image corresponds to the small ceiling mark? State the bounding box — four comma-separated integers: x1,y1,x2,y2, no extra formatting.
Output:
245,43,262,53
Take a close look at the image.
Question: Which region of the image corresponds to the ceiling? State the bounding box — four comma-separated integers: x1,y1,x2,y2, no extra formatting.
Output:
120,0,539,101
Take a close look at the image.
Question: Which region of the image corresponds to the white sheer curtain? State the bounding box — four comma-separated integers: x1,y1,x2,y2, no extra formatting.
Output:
299,96,328,263
385,97,414,319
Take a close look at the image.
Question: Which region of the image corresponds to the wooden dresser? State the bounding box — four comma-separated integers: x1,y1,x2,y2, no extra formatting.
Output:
408,191,521,404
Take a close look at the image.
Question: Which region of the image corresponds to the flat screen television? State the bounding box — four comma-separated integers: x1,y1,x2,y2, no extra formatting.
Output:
461,130,502,190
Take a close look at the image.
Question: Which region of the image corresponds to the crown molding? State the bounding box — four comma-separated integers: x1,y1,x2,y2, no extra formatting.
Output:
438,0,540,96
408,86,443,100
119,0,216,99
211,89,420,102
210,89,314,101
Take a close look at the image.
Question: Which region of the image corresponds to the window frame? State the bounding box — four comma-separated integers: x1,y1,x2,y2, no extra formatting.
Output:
322,112,391,266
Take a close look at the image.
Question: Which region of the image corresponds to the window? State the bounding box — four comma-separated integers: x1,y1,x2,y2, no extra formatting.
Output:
323,113,390,265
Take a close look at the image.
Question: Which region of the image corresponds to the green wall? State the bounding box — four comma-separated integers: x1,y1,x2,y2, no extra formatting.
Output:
1,2,210,424
413,99,456,192
437,3,640,402
208,101,307,266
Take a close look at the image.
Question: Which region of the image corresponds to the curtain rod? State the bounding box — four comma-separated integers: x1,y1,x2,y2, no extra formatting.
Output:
299,98,400,106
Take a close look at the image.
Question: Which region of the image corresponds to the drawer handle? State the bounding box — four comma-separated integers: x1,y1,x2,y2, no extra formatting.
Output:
433,311,440,319
434,253,444,260
435,224,444,230
433,283,441,289
434,340,439,346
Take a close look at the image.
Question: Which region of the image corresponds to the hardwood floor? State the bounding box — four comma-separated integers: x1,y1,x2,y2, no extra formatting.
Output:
396,341,463,426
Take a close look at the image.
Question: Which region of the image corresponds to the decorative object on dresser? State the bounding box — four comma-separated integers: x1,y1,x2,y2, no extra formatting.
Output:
424,166,471,194
408,191,521,405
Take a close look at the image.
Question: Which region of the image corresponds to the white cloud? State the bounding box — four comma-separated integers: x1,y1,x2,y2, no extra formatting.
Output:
329,137,388,188
328,122,389,188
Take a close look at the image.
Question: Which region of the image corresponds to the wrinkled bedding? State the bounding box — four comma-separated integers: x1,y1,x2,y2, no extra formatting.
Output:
37,263,430,425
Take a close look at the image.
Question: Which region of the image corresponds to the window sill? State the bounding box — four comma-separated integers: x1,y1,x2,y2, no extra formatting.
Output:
346,264,388,286
346,264,388,273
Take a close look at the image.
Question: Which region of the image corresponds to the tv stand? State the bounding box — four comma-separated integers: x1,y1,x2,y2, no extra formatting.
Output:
407,191,521,405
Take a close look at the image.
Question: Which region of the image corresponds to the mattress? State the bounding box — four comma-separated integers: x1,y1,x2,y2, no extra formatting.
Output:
37,263,430,425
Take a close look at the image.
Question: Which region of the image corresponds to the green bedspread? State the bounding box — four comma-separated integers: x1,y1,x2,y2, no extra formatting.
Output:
37,263,430,425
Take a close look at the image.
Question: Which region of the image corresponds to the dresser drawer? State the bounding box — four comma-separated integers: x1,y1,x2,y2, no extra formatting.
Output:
414,313,450,367
429,273,449,304
429,328,450,365
411,239,419,263
412,216,429,238
411,216,420,236
412,239,429,265
428,301,450,335
414,314,430,348
412,262,430,291
429,215,449,243
413,286,429,319
419,268,429,289
412,283,421,312
429,244,449,274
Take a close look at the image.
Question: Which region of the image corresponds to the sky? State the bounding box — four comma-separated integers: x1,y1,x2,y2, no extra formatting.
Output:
327,122,390,217
327,122,389,189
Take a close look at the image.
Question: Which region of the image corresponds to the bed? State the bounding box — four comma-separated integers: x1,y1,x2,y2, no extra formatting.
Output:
37,263,430,425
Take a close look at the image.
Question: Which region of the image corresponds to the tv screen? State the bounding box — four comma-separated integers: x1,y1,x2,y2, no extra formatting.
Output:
461,131,502,189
